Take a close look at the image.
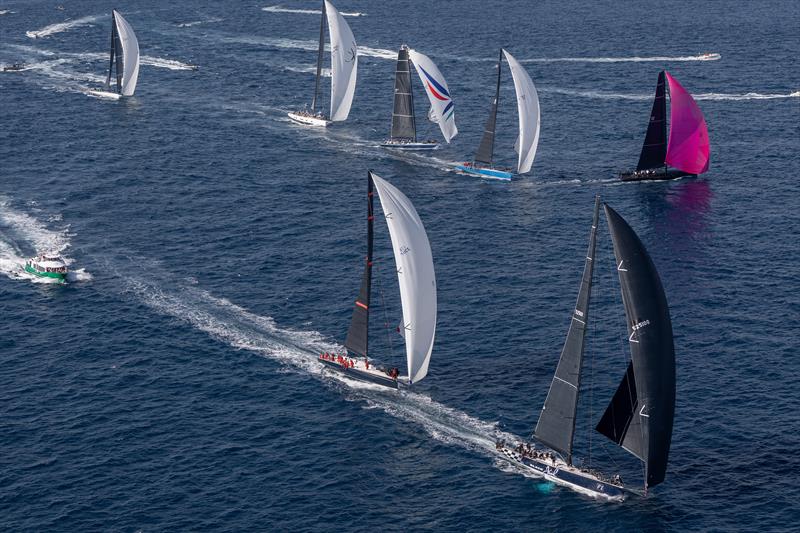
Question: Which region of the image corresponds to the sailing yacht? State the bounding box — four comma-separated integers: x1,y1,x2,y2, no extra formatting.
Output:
456,49,540,180
319,171,437,389
287,0,358,127
381,46,457,150
620,71,710,181
499,197,676,500
88,10,139,100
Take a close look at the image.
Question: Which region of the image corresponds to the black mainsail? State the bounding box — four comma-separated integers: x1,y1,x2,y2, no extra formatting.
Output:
344,171,375,358
534,196,600,464
596,204,676,490
311,0,327,112
635,71,667,171
389,46,416,141
474,49,503,166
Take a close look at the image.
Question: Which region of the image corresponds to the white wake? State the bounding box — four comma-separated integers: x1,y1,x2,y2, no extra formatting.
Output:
542,87,800,101
125,276,525,467
519,53,722,63
0,198,91,283
262,5,366,17
26,14,103,39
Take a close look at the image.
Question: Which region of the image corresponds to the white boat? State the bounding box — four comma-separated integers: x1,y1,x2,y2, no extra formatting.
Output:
320,171,437,389
287,0,357,127
456,49,540,180
499,196,677,500
24,253,68,283
87,10,139,99
381,45,457,151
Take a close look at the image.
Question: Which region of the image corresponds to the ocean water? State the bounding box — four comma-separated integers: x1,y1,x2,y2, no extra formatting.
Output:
1,0,799,530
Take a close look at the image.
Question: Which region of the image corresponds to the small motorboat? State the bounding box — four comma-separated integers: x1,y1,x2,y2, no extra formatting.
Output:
25,254,68,283
3,62,29,72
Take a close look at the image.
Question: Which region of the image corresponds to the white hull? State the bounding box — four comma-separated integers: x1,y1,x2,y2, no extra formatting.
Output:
87,90,122,100
287,111,331,127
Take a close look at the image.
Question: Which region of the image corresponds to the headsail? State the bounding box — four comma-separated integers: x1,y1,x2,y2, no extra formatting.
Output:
344,173,375,357
474,50,502,165
324,0,357,121
389,47,416,141
407,49,457,143
636,71,667,171
111,10,139,96
665,72,710,175
502,50,540,174
598,205,676,489
371,173,436,384
534,197,600,463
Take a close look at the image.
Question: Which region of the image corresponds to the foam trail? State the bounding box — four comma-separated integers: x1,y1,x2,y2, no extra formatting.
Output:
542,87,800,101
125,276,527,469
519,53,721,63
0,9,13,15
262,5,366,17
177,17,223,28
284,64,331,77
0,198,90,284
219,35,395,59
26,14,104,39
140,56,198,71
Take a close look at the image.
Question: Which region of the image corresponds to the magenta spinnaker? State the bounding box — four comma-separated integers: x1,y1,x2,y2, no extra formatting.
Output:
665,72,710,175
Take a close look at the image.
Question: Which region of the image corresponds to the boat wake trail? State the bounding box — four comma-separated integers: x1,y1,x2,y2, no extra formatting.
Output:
218,35,395,60
177,17,223,28
262,5,366,17
519,53,722,63
26,14,104,39
543,87,800,101
124,275,525,474
0,198,91,283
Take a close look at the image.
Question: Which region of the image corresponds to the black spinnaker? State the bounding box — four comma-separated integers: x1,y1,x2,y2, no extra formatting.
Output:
635,71,667,171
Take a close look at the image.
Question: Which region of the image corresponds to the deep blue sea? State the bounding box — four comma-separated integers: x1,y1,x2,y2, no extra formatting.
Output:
2,1,799,530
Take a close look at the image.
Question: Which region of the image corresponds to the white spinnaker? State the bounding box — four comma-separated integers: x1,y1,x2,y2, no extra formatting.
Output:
408,49,457,143
324,0,357,121
371,172,437,384
503,50,540,173
113,10,139,96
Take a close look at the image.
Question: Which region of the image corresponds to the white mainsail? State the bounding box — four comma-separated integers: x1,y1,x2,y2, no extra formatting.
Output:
371,172,437,384
113,10,139,96
408,49,457,143
502,49,540,174
324,0,357,121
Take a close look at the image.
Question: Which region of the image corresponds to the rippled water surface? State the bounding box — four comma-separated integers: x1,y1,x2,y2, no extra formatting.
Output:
1,0,799,530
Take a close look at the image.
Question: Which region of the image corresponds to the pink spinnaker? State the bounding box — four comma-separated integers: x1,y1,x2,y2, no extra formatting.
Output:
665,72,710,175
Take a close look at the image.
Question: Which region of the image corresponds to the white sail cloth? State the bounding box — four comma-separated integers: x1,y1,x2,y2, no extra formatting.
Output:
502,50,540,173
371,173,437,384
324,0,357,121
113,10,139,96
407,49,457,143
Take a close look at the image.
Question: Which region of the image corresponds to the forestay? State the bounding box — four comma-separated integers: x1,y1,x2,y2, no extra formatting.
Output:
113,10,139,96
408,49,457,143
371,173,437,384
502,50,540,174
324,0,357,121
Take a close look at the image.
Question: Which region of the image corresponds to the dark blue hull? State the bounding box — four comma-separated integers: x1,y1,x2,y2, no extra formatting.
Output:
619,168,695,182
319,359,399,389
500,448,626,501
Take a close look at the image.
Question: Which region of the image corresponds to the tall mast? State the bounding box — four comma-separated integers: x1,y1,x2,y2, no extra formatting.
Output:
311,0,326,111
534,196,600,464
474,48,503,165
344,172,375,358
105,11,116,89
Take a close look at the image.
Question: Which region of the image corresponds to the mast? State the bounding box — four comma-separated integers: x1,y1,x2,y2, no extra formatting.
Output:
344,172,375,358
636,71,667,171
474,48,503,166
105,11,116,90
534,196,600,464
311,0,326,112
595,204,676,490
389,46,416,141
